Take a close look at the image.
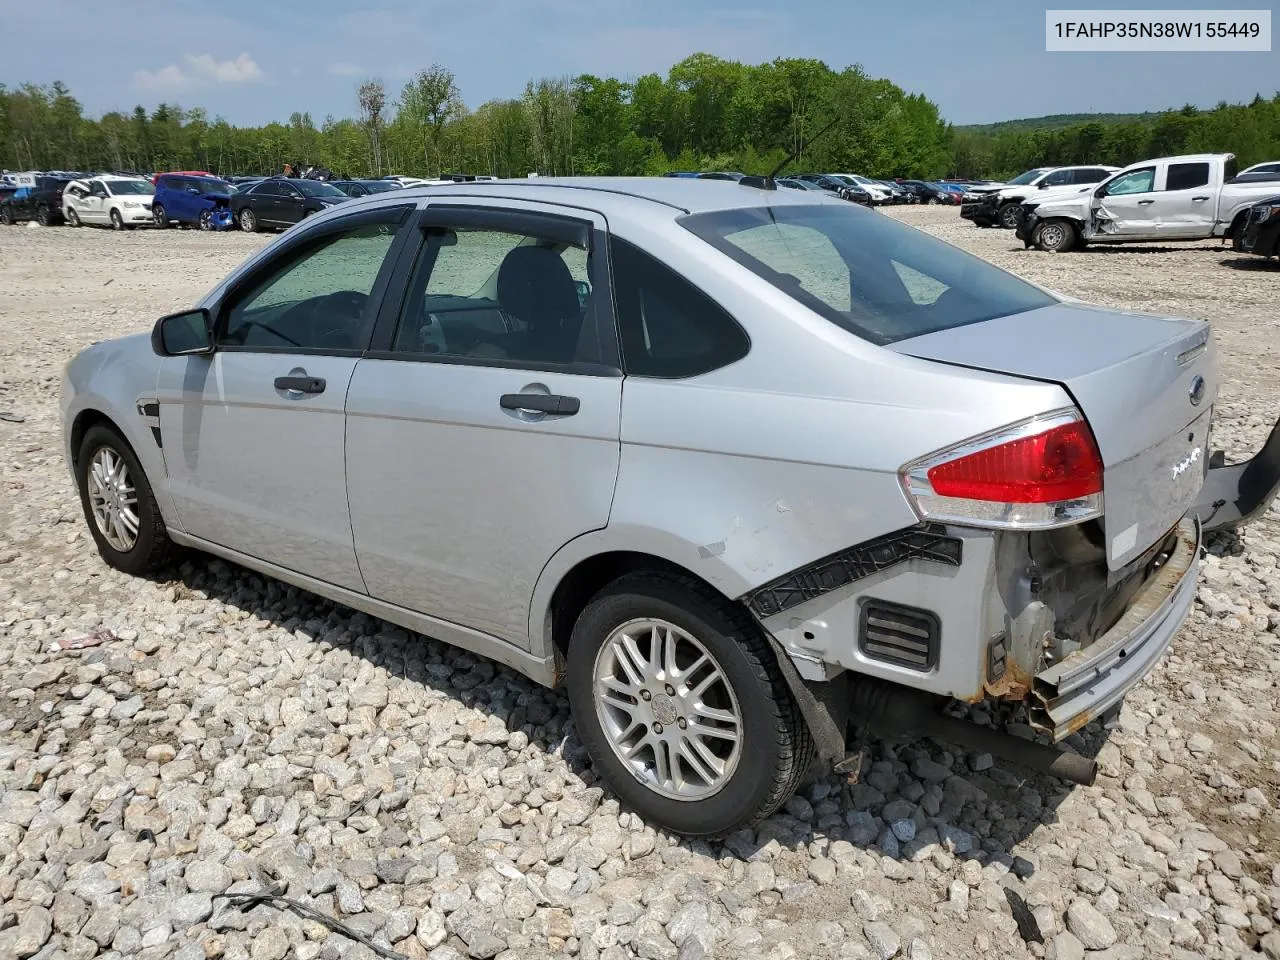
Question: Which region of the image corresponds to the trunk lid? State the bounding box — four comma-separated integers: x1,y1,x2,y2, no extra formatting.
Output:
891,303,1217,570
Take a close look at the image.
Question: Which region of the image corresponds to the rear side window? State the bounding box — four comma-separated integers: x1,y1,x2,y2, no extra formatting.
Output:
679,205,1055,345
1041,169,1073,187
1165,162,1210,191
610,237,749,377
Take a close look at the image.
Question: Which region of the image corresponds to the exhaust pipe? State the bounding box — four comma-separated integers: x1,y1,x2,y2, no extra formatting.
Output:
845,680,1098,787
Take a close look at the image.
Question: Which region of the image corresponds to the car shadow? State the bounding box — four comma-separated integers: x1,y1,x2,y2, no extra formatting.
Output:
148,551,1114,889
1219,256,1279,271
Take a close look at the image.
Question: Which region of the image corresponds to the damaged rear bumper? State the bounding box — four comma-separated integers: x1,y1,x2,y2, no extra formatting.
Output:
1029,517,1199,740
1191,415,1280,533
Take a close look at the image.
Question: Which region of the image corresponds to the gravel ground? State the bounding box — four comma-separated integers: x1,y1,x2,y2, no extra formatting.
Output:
1,208,1279,960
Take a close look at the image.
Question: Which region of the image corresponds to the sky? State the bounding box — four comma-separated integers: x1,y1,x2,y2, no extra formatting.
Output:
2,0,1276,127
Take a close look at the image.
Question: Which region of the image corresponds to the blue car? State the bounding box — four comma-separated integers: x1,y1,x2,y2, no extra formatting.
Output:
151,174,235,230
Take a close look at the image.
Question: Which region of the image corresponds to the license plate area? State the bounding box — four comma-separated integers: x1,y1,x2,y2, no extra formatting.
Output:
1103,409,1211,570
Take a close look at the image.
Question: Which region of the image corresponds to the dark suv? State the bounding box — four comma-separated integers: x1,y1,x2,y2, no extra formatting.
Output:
0,175,75,226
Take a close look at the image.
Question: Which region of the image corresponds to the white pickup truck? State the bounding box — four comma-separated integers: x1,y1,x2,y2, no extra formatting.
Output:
1016,153,1280,252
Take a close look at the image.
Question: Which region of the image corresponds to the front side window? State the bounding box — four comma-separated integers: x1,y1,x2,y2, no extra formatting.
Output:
680,204,1056,345
221,219,403,352
392,226,593,366
1105,168,1156,195
1164,162,1210,191
610,238,750,378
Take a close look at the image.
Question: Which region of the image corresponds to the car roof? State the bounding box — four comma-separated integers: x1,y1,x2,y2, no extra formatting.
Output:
381,176,848,216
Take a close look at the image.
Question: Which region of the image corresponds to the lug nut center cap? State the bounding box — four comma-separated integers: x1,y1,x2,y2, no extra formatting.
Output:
651,694,678,726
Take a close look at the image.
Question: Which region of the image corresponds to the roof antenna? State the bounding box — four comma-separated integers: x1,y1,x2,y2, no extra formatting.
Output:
739,117,842,191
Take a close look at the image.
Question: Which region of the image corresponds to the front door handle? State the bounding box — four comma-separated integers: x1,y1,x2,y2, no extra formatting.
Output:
275,375,326,394
1138,199,1155,205
1191,196,1208,202
499,393,580,415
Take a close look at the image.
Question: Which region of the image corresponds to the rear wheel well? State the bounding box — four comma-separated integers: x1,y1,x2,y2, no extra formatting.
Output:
70,410,124,469
547,552,731,664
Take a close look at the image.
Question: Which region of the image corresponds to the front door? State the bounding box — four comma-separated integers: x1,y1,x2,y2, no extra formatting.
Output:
345,201,623,647
276,184,306,226
82,182,109,224
1090,165,1159,237
156,204,415,589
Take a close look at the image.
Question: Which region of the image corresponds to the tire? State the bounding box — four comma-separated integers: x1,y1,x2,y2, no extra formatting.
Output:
66,207,81,227
110,209,124,231
239,208,259,233
565,571,814,837
36,204,52,226
1035,218,1078,253
76,424,174,576
198,209,213,231
998,203,1022,229
153,204,169,228
0,206,13,225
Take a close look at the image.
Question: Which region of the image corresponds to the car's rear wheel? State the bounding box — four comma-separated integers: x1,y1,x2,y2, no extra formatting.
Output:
0,206,13,225
566,571,813,837
76,424,174,575
153,204,169,228
1035,218,1078,253
66,207,81,227
998,202,1022,229
199,209,214,231
110,209,125,231
36,204,52,226
239,208,259,232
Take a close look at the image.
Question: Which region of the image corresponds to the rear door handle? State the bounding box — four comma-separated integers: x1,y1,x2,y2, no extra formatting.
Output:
274,375,326,394
1137,199,1155,205
1192,196,1208,201
499,393,580,415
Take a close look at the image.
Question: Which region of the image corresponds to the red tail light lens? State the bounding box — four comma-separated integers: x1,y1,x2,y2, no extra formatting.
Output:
926,420,1103,503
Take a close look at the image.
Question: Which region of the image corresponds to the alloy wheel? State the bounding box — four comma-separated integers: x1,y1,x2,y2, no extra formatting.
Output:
592,617,743,801
86,447,139,552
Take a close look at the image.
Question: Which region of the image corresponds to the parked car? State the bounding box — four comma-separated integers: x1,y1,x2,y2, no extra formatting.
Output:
58,175,1280,836
0,174,75,226
875,180,912,204
1239,161,1280,176
828,174,892,204
63,176,155,230
896,180,937,203
150,170,213,185
153,174,236,230
795,174,873,205
775,177,828,192
928,182,965,205
697,172,747,181
963,166,1121,228
229,176,350,232
331,179,407,198
1231,193,1280,260
1017,153,1280,252
662,172,701,178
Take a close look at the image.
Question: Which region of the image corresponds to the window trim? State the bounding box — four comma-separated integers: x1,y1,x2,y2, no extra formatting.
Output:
364,203,622,377
213,203,416,358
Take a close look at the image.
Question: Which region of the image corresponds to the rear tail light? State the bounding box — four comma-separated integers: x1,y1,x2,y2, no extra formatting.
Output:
900,409,1104,530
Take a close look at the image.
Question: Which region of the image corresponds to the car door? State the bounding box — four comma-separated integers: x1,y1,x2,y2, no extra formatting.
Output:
276,184,307,225
83,181,109,223
1155,160,1215,237
1090,165,1159,236
155,203,416,589
345,200,623,647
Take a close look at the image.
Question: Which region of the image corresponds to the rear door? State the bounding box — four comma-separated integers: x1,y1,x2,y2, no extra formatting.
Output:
1090,165,1160,237
83,181,109,223
1156,160,1215,237
156,203,416,588
345,200,622,647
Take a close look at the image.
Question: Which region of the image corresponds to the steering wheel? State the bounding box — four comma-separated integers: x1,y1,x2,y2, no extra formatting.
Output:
308,290,370,349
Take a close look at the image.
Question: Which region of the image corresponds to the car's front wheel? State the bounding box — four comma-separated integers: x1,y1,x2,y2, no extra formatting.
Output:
566,571,813,837
0,206,13,225
1035,218,1078,253
110,209,125,231
76,424,174,575
998,203,1022,229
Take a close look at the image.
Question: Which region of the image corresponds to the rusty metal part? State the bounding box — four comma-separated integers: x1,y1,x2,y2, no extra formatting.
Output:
847,678,1098,786
1030,517,1199,741
984,657,1034,700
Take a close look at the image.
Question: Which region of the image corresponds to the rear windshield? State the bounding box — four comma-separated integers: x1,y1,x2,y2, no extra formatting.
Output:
679,204,1057,345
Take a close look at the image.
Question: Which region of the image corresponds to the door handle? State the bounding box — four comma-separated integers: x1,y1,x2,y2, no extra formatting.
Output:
274,375,326,394
1138,199,1155,205
499,393,580,415
1191,196,1208,201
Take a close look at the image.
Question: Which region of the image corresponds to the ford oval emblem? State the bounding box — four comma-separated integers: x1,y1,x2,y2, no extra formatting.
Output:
1189,375,1205,406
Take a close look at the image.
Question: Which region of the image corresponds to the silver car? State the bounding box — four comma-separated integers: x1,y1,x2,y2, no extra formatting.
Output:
60,177,1279,837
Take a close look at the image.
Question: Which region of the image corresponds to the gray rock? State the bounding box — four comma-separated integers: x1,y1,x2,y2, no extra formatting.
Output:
1049,931,1084,960
335,879,365,914
251,927,289,960
417,910,448,949
171,893,215,927
11,906,53,958
1065,900,1117,950
863,921,901,959
890,819,916,843
665,903,709,946
185,860,232,894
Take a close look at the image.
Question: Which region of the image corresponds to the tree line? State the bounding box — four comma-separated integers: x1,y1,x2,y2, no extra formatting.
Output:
1,60,1277,182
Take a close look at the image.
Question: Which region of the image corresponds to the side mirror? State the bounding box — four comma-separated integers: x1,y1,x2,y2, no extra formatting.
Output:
1038,182,1050,189
152,308,214,357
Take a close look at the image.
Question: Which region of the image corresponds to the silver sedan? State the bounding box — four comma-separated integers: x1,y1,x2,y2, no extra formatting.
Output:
60,176,1279,836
